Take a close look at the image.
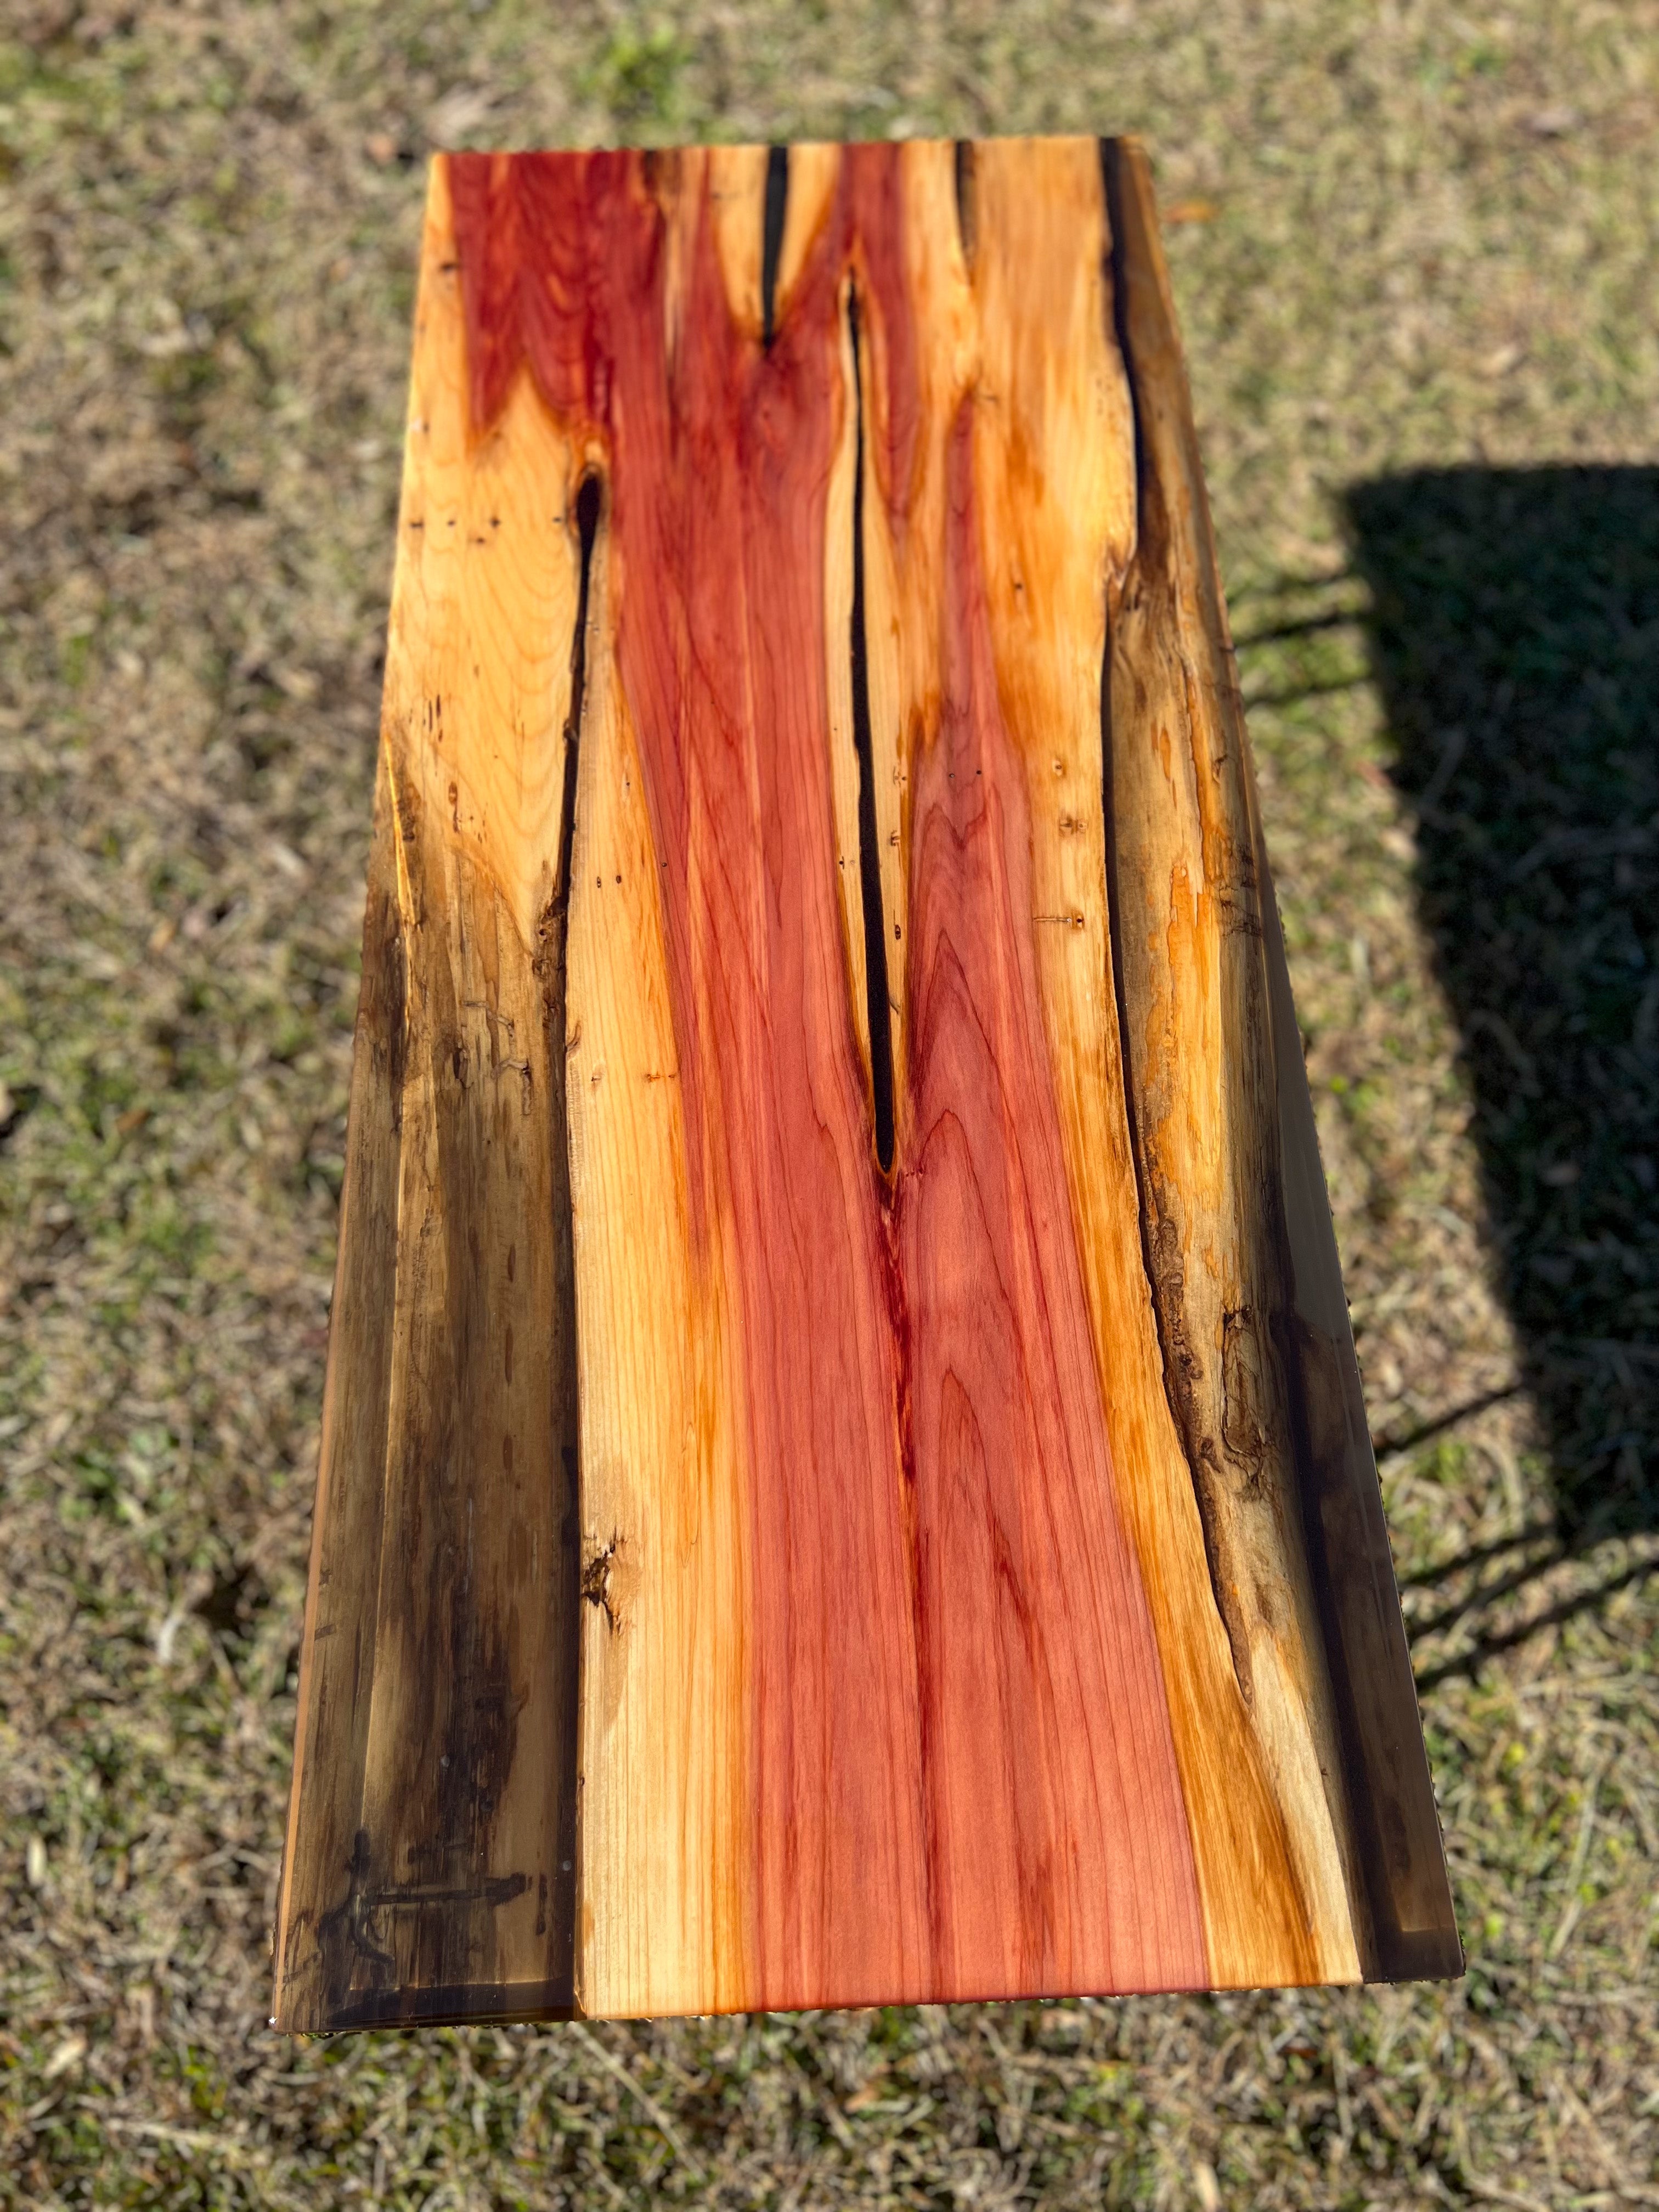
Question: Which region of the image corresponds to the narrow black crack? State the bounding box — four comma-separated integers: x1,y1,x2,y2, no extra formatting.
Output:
537,466,603,2012
554,473,603,923
952,139,977,272
761,145,789,347
1097,138,1170,1436
848,282,896,1175
1099,140,1150,524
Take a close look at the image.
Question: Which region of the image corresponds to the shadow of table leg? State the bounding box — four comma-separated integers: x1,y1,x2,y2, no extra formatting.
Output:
1344,466,1658,1561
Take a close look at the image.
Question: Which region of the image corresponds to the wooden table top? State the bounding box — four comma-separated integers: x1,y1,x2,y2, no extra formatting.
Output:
271,136,1458,2033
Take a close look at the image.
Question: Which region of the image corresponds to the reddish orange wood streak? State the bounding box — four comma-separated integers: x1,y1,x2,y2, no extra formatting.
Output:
449,148,1207,2001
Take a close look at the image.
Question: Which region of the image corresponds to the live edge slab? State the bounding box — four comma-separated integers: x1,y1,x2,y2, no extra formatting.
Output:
271,136,1460,2034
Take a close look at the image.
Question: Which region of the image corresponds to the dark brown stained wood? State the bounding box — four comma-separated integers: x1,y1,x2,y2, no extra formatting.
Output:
272,212,585,2032
272,754,409,2026
1257,831,1467,1980
273,137,1459,2032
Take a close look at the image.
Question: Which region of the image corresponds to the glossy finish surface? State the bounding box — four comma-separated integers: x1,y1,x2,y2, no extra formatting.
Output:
272,138,1459,2032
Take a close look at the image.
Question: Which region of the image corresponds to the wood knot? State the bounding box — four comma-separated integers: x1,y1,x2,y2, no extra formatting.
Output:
581,1532,637,1633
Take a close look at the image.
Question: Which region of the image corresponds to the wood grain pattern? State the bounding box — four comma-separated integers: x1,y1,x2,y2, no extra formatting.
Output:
273,136,1459,2032
1105,141,1458,1982
1102,141,1363,1981
273,171,585,2029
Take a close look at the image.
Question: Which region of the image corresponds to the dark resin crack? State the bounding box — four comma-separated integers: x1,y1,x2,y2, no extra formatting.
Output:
761,145,788,347
847,282,897,1175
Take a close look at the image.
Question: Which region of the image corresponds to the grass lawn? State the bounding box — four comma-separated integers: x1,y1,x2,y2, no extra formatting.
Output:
1,3,1655,2205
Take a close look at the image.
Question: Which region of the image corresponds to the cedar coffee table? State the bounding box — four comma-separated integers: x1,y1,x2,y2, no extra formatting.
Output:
272,137,1459,2033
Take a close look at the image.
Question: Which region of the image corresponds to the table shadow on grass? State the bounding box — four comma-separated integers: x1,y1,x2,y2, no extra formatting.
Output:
1341,467,1657,1618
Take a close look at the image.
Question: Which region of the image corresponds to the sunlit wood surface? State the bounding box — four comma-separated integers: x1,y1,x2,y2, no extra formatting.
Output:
271,137,1459,2033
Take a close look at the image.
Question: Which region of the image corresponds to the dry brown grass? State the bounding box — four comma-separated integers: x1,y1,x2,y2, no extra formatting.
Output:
1,4,1655,2205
